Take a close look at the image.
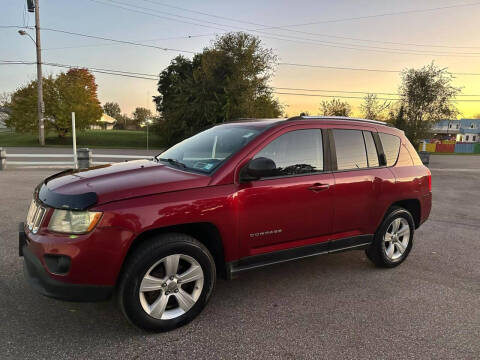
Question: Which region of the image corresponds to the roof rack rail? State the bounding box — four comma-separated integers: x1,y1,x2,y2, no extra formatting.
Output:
287,115,392,127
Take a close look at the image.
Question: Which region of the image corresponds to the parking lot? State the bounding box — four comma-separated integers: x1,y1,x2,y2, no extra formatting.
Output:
1,155,479,359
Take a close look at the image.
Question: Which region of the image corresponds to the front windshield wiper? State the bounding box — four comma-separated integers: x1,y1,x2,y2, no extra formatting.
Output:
158,157,187,169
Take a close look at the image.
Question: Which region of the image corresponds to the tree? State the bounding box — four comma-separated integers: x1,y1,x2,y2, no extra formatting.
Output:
132,107,152,128
397,63,460,146
7,68,102,137
6,77,54,133
360,94,390,120
320,98,351,117
103,102,121,119
0,92,10,108
387,105,406,129
154,32,283,146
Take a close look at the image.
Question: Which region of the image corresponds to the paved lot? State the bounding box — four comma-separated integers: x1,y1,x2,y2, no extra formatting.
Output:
1,155,479,359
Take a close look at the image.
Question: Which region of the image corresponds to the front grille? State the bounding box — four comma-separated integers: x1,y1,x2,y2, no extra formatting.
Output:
26,200,47,234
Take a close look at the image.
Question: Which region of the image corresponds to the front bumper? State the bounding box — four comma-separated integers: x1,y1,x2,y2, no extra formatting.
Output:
19,222,114,302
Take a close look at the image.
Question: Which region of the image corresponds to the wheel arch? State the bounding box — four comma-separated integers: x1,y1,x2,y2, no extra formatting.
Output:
117,222,227,285
389,199,421,229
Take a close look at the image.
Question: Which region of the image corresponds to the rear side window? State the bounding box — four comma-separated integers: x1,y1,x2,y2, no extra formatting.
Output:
333,129,368,170
254,129,323,176
362,131,379,167
379,133,401,166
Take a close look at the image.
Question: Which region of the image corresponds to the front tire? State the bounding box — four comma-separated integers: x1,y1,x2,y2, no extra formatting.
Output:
366,207,414,268
118,233,216,332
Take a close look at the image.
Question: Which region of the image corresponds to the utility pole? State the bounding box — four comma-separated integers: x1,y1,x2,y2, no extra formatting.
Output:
30,0,45,145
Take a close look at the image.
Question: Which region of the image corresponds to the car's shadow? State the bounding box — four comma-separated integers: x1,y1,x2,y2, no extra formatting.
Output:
5,248,415,358
17,250,372,332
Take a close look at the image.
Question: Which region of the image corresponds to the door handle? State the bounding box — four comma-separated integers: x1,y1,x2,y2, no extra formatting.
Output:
308,183,330,192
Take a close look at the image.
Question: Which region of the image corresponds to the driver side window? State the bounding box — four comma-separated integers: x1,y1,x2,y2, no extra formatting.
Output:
254,129,323,177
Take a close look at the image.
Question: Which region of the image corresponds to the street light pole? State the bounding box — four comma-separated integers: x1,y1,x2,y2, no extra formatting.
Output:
34,0,45,145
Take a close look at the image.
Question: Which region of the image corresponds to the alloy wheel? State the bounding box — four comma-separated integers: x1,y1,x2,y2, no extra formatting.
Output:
383,218,410,261
139,254,204,320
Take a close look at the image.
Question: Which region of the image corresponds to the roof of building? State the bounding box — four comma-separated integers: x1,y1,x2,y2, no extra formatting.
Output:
98,113,117,124
434,119,461,127
459,118,480,127
459,128,480,134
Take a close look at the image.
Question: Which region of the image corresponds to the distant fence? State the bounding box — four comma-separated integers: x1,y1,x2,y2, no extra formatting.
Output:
418,142,480,154
0,147,153,170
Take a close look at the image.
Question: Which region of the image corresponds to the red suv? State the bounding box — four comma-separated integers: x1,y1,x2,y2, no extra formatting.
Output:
19,116,432,331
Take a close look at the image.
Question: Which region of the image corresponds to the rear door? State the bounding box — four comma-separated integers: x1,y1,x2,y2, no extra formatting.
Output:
236,126,335,257
330,127,395,241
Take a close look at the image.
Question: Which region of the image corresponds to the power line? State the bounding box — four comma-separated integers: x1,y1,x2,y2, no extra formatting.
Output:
0,25,26,29
102,0,480,56
273,91,480,102
84,0,480,57
277,62,480,76
44,62,159,79
2,23,197,54
39,27,196,54
273,87,480,97
0,60,160,80
3,60,480,101
272,1,480,27
138,0,480,49
43,34,198,51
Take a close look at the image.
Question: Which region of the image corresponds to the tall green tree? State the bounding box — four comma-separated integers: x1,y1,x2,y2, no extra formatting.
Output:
132,107,152,128
320,98,352,117
7,68,102,137
7,77,54,133
397,63,460,146
103,102,121,119
154,32,283,146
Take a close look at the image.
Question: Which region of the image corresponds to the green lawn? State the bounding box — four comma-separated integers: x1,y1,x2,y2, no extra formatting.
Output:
0,130,163,149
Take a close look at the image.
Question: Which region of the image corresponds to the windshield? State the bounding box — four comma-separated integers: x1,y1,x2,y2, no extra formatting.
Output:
157,125,262,173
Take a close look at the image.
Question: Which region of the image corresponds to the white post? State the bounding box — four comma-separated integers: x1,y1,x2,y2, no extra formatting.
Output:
422,141,427,152
147,121,149,151
72,112,78,169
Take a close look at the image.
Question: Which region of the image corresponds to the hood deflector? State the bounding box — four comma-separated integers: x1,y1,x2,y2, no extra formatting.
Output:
36,169,98,211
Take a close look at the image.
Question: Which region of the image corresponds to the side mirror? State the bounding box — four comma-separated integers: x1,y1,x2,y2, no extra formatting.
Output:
241,157,277,181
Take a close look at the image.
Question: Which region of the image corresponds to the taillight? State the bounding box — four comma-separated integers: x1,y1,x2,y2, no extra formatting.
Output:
426,169,432,192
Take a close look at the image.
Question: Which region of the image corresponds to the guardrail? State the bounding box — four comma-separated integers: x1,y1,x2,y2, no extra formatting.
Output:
0,147,154,170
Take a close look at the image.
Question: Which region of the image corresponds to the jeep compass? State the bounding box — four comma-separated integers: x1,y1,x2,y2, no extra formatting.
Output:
19,116,432,331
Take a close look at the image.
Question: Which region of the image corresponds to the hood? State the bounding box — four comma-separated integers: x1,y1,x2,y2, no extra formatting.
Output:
38,160,209,209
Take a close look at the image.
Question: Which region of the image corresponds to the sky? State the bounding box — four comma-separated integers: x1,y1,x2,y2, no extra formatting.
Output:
1,0,480,118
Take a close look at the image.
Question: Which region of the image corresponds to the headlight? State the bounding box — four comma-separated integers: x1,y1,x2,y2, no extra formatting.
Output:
48,209,102,234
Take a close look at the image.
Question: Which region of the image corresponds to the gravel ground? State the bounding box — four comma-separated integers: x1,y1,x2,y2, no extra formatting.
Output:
0,155,479,360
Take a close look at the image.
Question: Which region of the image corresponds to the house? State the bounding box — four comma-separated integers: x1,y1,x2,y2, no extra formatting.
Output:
430,118,480,142
90,113,117,130
457,119,480,143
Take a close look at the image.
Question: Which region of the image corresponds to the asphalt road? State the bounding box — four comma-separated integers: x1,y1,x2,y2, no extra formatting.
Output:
0,155,479,359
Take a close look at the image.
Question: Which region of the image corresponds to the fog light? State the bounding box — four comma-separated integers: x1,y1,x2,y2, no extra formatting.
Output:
44,254,71,274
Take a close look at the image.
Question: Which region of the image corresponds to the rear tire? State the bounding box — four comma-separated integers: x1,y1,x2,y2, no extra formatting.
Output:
366,206,414,268
117,233,216,332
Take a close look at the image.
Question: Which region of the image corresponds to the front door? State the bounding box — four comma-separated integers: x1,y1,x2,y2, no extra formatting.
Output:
236,128,334,258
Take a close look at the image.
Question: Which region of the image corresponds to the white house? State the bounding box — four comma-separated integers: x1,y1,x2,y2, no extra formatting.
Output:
90,113,117,130
430,119,480,142
456,119,480,143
